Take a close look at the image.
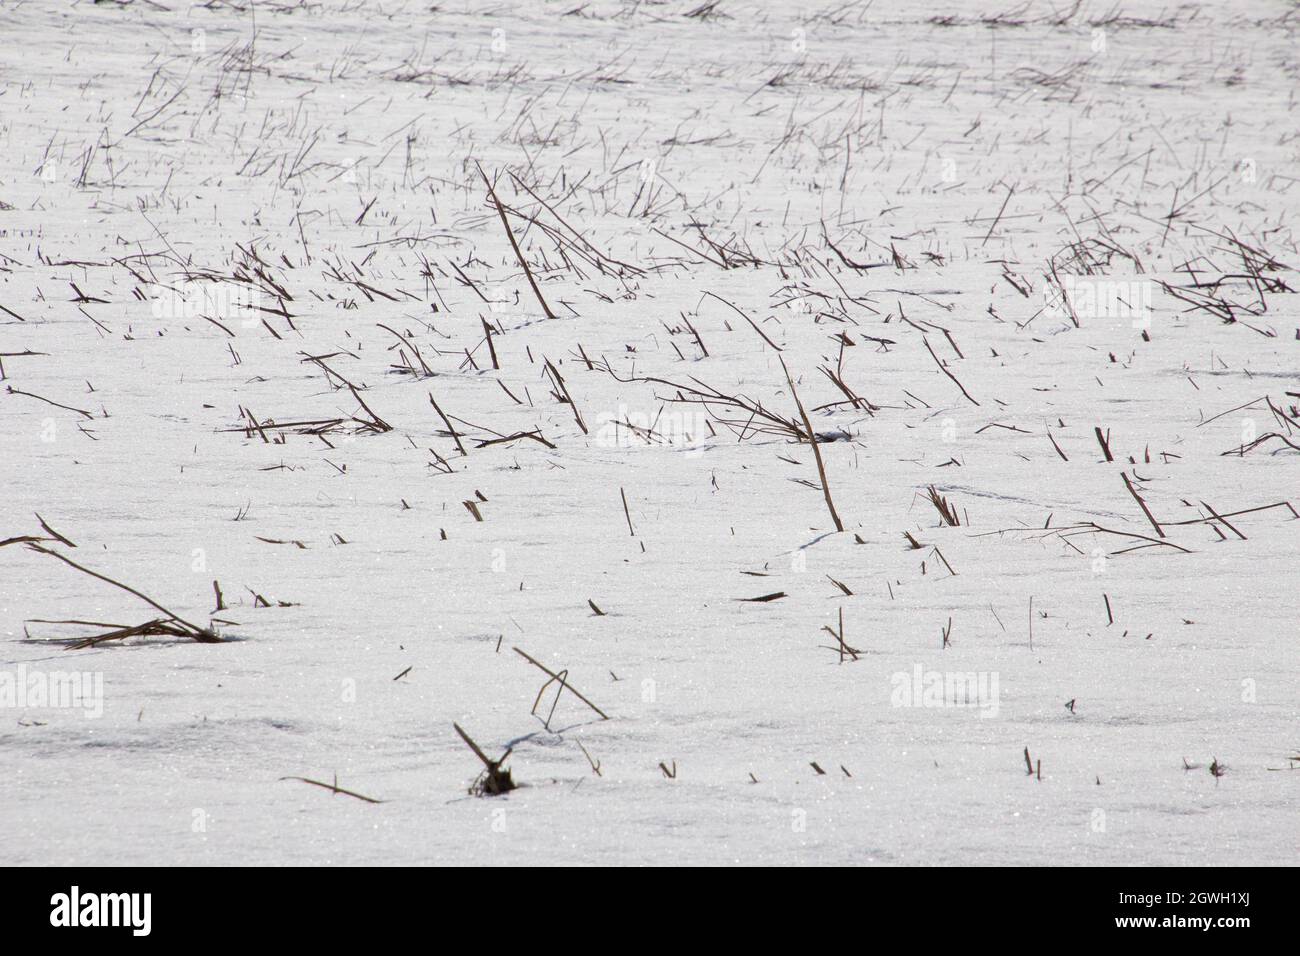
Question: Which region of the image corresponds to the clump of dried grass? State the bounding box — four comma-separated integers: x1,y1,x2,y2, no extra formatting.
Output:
454,722,517,796
925,485,961,527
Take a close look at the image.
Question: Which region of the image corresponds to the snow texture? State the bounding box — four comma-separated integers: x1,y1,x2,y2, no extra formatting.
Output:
1,0,1297,865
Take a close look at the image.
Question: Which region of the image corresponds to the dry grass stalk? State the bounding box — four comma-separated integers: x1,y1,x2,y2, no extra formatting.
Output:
477,163,557,320
1120,471,1164,538
925,485,961,526
781,356,845,532
544,357,588,434
22,542,221,646
513,646,609,721
280,774,385,804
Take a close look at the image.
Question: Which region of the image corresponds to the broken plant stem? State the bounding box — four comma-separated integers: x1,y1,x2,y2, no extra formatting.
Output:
25,543,214,640
781,356,845,533
478,163,557,320
512,646,608,720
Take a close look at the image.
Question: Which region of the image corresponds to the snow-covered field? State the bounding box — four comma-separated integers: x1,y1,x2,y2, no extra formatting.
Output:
2,0,1297,865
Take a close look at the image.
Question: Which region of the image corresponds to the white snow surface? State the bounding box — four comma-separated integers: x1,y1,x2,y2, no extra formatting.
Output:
1,0,1297,865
